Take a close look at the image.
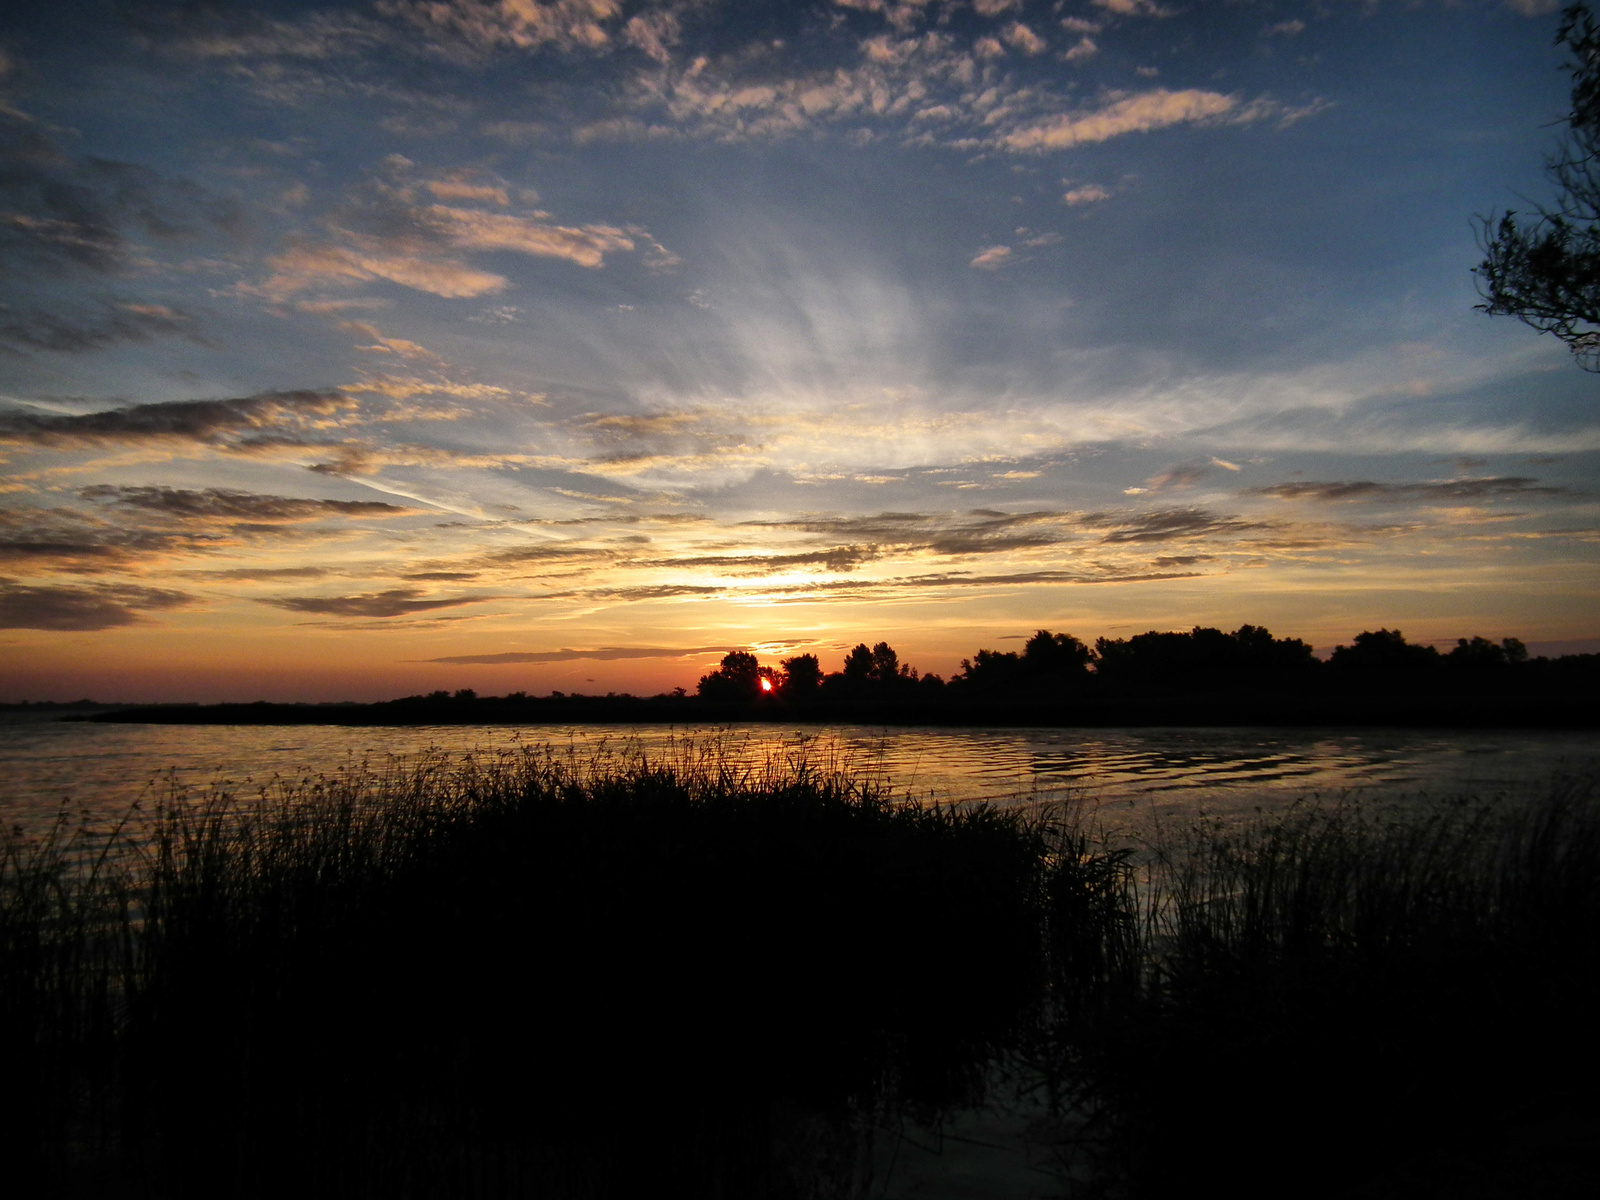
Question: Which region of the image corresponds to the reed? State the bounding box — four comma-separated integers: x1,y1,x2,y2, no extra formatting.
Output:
1074,778,1600,1196
5,742,1059,1198
6,746,1597,1198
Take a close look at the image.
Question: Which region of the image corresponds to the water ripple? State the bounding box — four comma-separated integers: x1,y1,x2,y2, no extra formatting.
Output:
1,719,1594,837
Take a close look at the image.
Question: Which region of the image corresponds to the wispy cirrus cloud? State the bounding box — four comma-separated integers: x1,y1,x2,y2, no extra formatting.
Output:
420,643,729,665
79,485,417,522
999,89,1247,152
0,108,240,355
1062,36,1097,62
0,109,242,277
480,541,613,567
380,0,626,58
0,581,193,630
0,485,414,576
125,1,1326,167
0,390,353,450
253,165,660,301
260,587,494,617
748,508,1059,551
635,545,882,575
1123,456,1241,495
833,0,942,33
188,566,332,581
590,14,1324,156
0,301,200,355
0,538,146,572
579,581,724,601
747,505,1266,555
969,244,1012,270
1253,477,1579,503
259,237,510,300
1062,183,1112,205
0,509,220,572
1002,22,1047,55
1082,506,1270,544
1091,0,1173,17
141,5,394,62
574,564,1207,607
427,204,635,266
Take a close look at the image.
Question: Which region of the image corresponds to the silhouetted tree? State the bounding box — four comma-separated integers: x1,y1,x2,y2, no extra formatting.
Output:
1327,629,1442,675
955,629,1094,694
1226,624,1318,673
1092,625,1318,692
1476,4,1600,368
955,649,1016,689
1023,629,1093,677
696,650,763,702
870,642,917,684
780,653,822,695
823,640,924,705
842,644,875,681
835,642,914,689
954,649,1026,692
1447,635,1530,668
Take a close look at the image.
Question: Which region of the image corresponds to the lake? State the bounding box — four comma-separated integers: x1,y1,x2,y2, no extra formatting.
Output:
3,718,1595,839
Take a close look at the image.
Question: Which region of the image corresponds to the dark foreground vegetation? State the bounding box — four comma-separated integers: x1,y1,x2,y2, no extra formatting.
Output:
77,625,1600,727
7,750,1044,1199
6,750,1598,1197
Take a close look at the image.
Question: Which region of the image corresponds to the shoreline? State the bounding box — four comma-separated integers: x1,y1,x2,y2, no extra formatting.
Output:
50,694,1600,730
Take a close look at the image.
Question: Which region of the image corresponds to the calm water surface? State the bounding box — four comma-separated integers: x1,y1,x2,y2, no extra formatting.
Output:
3,719,1595,838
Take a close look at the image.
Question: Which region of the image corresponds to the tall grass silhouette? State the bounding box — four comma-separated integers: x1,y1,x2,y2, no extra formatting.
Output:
1069,780,1600,1196
5,744,1597,1197
5,741,1056,1197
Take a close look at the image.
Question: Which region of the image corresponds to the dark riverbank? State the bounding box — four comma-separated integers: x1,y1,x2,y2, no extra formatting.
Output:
72,686,1600,729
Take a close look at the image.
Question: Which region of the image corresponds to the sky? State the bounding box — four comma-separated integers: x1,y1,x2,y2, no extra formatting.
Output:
1,0,1597,702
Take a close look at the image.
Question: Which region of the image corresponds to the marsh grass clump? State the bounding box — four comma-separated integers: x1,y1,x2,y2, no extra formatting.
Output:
8,745,1599,1199
1,811,141,1193
1077,780,1600,1197
4,743,1062,1199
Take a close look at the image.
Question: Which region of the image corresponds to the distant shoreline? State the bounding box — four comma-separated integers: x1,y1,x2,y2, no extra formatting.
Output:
12,626,1598,731
43,693,1600,729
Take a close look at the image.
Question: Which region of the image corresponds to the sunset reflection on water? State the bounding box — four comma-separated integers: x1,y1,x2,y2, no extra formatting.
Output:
3,720,1595,839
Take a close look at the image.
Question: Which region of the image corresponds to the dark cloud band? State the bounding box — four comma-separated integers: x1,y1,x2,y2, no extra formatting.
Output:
1252,477,1575,503
0,582,192,630
417,645,733,665
80,485,414,521
260,587,491,617
0,389,352,448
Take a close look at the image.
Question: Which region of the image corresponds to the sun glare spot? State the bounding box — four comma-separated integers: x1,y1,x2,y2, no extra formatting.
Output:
759,677,773,692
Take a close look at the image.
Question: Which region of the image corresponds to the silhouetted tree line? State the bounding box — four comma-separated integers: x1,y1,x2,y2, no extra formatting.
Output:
90,624,1599,728
668,624,1597,725
691,625,1584,696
